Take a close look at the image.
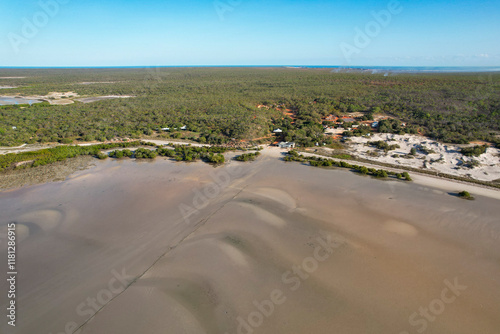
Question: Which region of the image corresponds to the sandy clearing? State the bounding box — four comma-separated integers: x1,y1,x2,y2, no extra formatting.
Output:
0,143,27,150
346,133,500,182
138,139,208,147
48,99,75,105
46,91,79,99
1,92,136,105
260,145,286,158
75,95,135,103
0,91,79,105
0,144,56,154
76,82,117,85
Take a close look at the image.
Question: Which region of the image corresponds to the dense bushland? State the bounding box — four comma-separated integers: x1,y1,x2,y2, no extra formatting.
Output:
0,68,499,147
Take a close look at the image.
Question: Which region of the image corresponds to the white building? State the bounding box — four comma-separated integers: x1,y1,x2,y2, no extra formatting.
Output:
279,142,295,149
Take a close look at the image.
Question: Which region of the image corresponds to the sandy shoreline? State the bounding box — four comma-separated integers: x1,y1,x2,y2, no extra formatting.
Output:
2,143,499,199
292,148,500,200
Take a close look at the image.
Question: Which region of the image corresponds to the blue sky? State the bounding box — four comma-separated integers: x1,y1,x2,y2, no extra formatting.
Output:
0,0,499,67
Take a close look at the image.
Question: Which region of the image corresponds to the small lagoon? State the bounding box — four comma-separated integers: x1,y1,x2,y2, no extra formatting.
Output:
0,96,43,105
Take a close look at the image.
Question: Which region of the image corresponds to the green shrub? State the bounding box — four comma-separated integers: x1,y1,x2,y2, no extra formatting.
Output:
369,141,400,152
460,145,487,157
235,152,260,161
97,152,108,160
458,190,474,200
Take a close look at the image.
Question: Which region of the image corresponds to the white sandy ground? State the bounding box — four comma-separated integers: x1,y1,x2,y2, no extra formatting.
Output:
76,82,118,85
0,92,78,105
0,92,134,105
345,133,500,182
75,95,135,103
0,144,59,154
47,99,75,105
136,139,208,147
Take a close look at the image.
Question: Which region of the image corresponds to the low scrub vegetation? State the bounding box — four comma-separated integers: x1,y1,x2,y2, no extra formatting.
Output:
460,145,487,157
458,190,475,200
157,145,228,163
0,142,230,171
0,141,143,171
284,150,411,181
416,145,436,154
368,140,400,152
235,152,261,161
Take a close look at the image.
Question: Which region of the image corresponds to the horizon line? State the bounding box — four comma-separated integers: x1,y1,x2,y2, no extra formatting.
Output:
1,65,499,73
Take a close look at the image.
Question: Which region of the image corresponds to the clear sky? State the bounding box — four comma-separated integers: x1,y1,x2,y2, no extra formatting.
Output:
1,0,499,67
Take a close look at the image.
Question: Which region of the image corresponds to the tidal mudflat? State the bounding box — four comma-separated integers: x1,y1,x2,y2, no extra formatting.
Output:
1,156,499,334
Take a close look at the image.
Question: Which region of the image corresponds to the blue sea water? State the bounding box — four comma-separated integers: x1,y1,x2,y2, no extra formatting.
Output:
0,66,499,73
305,66,500,73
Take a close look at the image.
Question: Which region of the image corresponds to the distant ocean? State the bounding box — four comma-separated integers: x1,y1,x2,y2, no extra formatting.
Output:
286,66,500,73
0,65,499,73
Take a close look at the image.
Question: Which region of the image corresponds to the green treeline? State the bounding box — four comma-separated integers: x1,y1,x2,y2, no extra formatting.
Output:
0,142,230,171
156,145,227,163
0,141,143,171
284,150,411,181
378,119,418,135
111,144,227,163
109,149,133,158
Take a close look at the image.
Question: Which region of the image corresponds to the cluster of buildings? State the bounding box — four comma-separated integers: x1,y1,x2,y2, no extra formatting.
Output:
322,114,381,130
160,125,187,131
272,129,295,149
270,111,398,149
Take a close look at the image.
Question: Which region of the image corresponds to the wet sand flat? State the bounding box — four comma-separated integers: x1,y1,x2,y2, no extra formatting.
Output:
1,156,499,334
